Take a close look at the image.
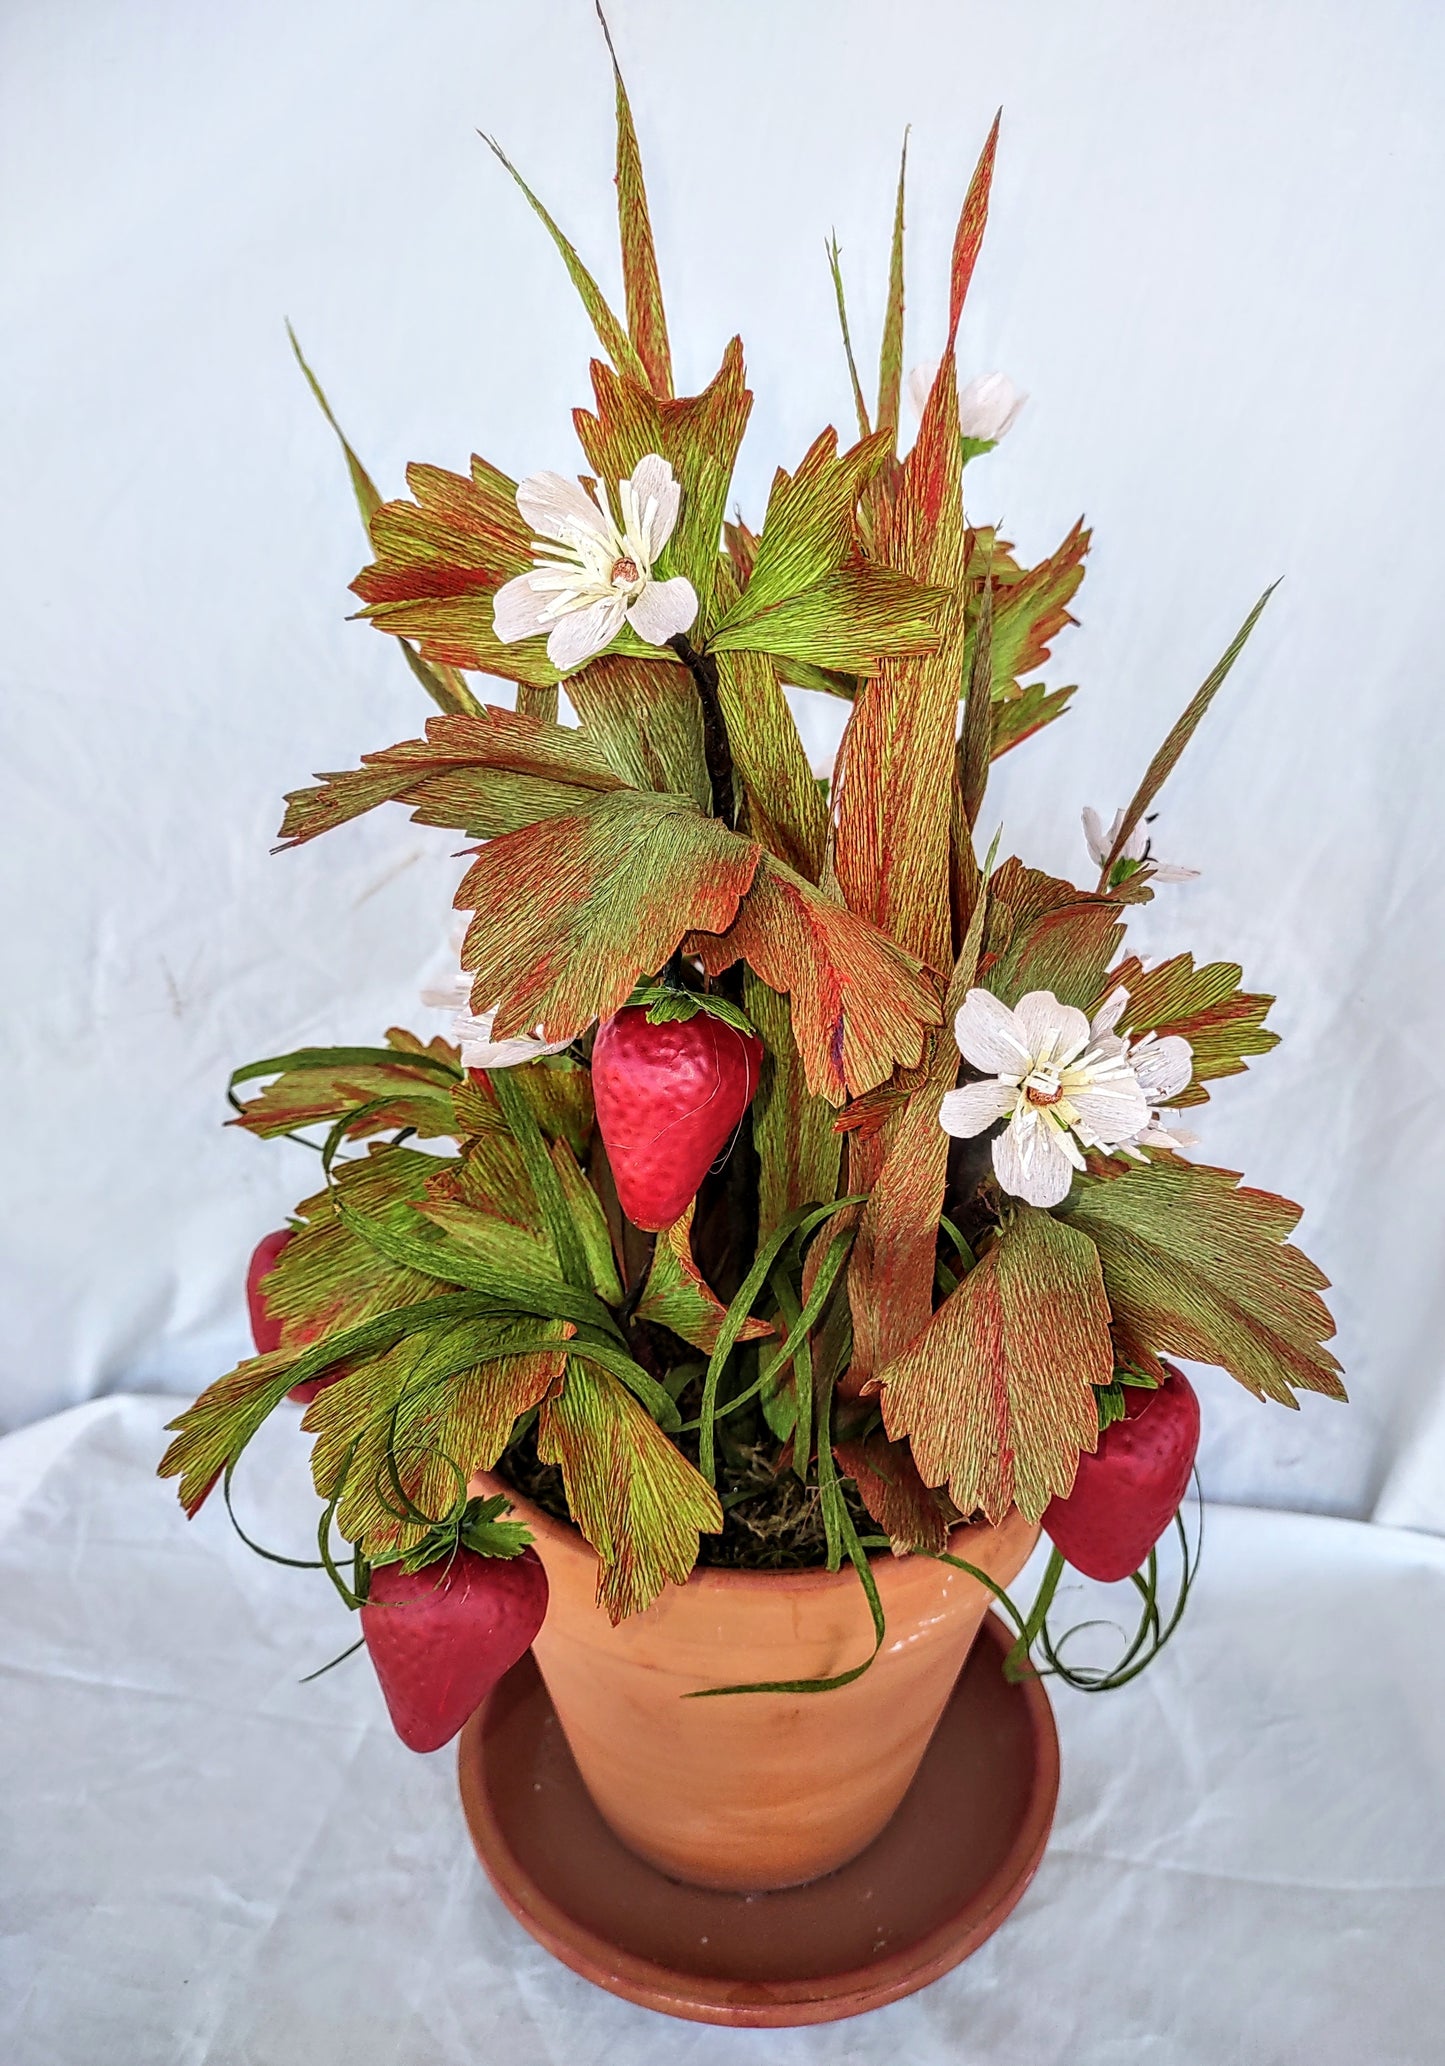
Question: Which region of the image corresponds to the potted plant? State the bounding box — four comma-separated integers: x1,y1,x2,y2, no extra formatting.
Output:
160,20,1343,2027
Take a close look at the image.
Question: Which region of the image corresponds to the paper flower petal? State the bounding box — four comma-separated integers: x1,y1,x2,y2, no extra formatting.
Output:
493,571,553,643
545,594,627,672
624,454,681,560
953,989,1030,1074
453,1007,571,1070
1070,1079,1151,1144
1013,990,1091,1064
993,1116,1075,1207
956,371,1027,441
1081,806,1110,868
938,1078,1016,1139
516,470,611,545
1131,1033,1194,1102
626,574,698,647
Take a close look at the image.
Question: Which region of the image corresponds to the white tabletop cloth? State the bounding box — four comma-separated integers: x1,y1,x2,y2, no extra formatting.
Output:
1,1393,1441,2064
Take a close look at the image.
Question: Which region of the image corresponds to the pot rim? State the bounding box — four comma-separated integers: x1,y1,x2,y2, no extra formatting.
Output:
475,1466,1023,1597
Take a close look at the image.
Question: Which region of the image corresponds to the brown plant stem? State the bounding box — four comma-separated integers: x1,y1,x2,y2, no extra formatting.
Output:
668,634,737,827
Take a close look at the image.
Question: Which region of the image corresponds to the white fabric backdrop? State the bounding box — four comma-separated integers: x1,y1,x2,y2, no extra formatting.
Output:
6,1395,1444,2065
2,0,1443,1525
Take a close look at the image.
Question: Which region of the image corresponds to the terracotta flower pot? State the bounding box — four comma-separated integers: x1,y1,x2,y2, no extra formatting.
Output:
473,1470,1039,1894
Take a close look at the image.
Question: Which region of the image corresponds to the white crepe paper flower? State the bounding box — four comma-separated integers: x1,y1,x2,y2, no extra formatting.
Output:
421,969,571,1072
1085,987,1198,1159
938,987,1153,1208
1082,806,1199,885
906,363,1027,441
492,453,698,673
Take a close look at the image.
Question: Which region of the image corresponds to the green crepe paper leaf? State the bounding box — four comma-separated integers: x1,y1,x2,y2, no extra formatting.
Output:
1100,585,1277,884
946,110,1001,349
834,356,966,972
350,456,556,685
564,654,710,812
596,4,672,397
276,708,626,849
776,656,860,701
825,234,872,442
550,1135,624,1305
513,1058,596,1159
708,564,949,673
394,638,482,721
160,1352,303,1516
981,856,1126,1012
230,1034,463,1144
160,1286,494,1515
634,1201,775,1355
486,1065,592,1295
306,1312,573,1557
713,427,889,627
317,1133,610,1334
285,324,479,721
688,852,941,1104
992,681,1077,759
261,1149,458,1351
833,1430,948,1556
722,515,757,588
537,1361,723,1621
457,789,761,1045
1099,954,1279,1106
514,683,560,724
416,1128,556,1285
1063,1160,1344,1407
572,341,752,630
336,1177,612,1336
711,641,829,880
876,132,909,442
845,854,992,1386
744,972,843,1243
963,522,1090,702
480,132,649,388
874,1205,1114,1524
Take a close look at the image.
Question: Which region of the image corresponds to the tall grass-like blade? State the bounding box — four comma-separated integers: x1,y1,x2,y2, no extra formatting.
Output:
595,4,672,396
481,133,648,389
825,235,871,441
947,111,1001,348
287,322,479,718
696,1195,865,1483
287,321,382,525
876,132,909,440
1099,585,1278,886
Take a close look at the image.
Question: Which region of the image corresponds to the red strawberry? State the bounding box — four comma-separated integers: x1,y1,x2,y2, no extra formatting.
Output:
1043,1363,1201,1583
245,1229,292,1354
245,1229,337,1404
591,1005,764,1231
360,1545,549,1752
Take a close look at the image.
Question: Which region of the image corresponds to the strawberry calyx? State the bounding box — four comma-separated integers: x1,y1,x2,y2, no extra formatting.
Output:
370,1494,534,1582
626,978,757,1038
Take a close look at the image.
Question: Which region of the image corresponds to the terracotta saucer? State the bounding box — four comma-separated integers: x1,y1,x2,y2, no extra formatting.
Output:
457,1611,1059,2028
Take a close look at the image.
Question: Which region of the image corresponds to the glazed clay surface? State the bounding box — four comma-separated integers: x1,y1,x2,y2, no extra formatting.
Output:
474,1470,1038,1892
